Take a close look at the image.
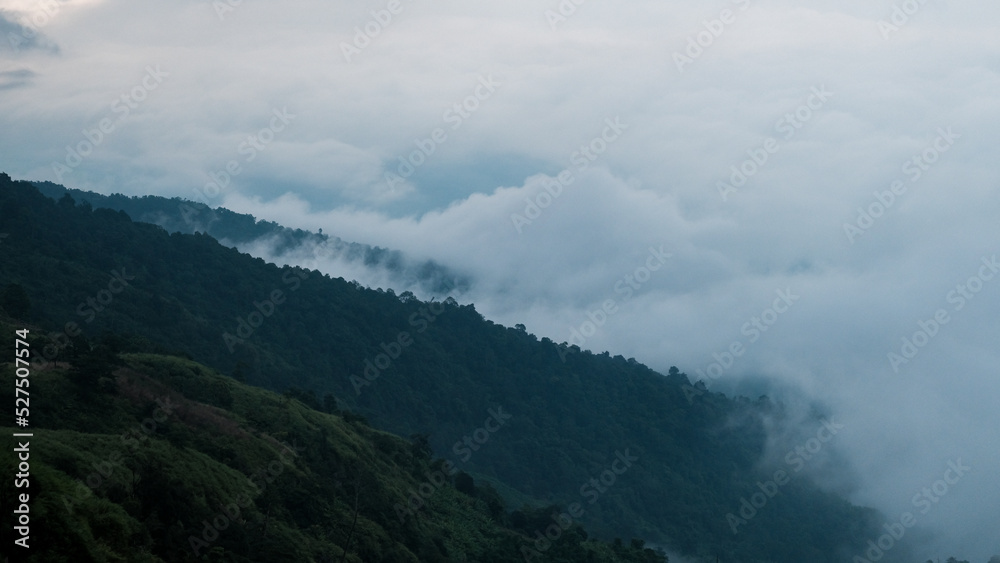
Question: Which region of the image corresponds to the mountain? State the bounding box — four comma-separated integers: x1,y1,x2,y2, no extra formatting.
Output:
0,174,918,562
31,180,469,297
0,324,669,563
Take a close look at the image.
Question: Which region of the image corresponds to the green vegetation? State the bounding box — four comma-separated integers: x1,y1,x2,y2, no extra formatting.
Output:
0,174,956,561
0,332,669,562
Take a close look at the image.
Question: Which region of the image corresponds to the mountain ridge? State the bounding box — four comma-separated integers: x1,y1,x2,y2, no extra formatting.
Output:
0,173,919,562
31,180,470,298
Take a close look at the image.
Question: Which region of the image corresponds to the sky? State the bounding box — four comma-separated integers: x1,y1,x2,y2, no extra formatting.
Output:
2,0,999,559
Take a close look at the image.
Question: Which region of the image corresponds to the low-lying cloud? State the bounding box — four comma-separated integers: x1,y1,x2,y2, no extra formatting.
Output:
3,0,999,558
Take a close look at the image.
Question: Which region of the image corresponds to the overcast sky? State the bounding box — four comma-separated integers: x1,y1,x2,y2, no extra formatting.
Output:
3,0,999,558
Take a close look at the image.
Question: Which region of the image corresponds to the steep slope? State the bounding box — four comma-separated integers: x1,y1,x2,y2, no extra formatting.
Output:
0,329,668,562
0,174,913,562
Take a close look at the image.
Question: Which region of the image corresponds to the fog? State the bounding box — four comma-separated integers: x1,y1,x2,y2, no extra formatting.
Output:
3,0,998,558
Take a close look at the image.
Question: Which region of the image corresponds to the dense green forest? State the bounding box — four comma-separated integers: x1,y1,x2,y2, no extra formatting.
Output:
0,325,669,562
1,174,988,561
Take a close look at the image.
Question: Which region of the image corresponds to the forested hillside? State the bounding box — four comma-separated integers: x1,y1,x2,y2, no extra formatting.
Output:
31,181,467,296
0,327,670,562
0,174,917,562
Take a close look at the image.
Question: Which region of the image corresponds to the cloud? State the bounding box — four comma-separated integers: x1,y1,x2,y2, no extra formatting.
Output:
222,160,1000,559
0,68,35,89
2,0,999,558
0,11,58,54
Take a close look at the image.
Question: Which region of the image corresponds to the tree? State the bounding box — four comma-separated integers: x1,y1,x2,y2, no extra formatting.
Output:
232,360,249,382
322,393,340,414
409,433,432,460
70,337,123,394
0,283,31,319
455,471,476,496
